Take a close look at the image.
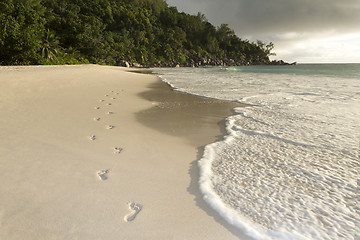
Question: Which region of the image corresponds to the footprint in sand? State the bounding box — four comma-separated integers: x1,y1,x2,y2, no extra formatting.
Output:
114,147,123,154
107,112,114,115
94,117,101,121
94,106,100,109
111,97,116,100
107,103,112,106
99,100,104,102
106,125,115,129
89,135,96,141
124,202,142,222
97,169,109,180
105,94,109,97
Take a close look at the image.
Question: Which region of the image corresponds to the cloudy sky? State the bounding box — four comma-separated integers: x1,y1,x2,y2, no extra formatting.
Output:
166,0,360,63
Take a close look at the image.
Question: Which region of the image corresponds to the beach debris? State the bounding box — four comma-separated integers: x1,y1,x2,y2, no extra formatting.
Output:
124,202,142,222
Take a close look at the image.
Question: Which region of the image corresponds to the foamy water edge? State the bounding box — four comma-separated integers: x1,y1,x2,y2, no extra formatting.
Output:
153,66,359,240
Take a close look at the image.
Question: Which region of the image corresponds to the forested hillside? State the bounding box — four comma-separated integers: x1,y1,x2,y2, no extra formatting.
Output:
0,0,276,66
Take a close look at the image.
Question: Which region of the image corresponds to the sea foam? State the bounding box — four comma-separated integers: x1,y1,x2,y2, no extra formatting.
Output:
152,65,360,240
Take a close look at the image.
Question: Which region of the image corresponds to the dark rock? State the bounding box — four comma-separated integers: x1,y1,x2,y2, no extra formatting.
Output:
119,60,130,68
132,63,142,68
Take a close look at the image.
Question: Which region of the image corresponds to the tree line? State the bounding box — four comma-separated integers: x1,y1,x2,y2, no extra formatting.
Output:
0,0,276,66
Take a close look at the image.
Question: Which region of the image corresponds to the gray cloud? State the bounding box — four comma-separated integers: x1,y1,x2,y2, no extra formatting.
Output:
166,0,360,62
167,0,360,35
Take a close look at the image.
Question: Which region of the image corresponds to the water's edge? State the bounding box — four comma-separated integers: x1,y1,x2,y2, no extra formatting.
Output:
149,66,360,240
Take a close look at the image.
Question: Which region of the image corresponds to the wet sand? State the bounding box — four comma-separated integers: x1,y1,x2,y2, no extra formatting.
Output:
136,79,246,146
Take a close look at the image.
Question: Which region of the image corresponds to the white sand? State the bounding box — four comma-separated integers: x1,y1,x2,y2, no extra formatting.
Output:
0,65,252,240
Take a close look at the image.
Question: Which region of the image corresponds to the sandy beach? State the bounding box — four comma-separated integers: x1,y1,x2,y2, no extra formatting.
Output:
0,65,252,240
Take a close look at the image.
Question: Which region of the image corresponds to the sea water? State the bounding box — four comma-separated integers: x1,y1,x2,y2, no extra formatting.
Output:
152,64,360,240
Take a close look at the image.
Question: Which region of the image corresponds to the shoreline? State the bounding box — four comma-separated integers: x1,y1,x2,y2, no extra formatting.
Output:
135,73,254,239
0,65,253,240
136,77,246,146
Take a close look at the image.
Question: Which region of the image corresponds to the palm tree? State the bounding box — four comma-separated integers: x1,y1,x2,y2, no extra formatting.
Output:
42,30,59,63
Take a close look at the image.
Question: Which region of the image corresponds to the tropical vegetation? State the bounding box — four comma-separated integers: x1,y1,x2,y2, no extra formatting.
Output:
0,0,276,66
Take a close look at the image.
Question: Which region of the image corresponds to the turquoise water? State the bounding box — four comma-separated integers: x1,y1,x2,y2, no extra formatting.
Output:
152,64,360,240
225,64,360,79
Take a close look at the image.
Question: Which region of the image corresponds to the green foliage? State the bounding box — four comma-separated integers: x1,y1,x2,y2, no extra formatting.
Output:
256,40,276,57
0,0,46,64
41,29,59,63
0,0,274,65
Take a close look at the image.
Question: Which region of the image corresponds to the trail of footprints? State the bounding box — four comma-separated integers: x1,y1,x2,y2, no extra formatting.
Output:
90,89,142,222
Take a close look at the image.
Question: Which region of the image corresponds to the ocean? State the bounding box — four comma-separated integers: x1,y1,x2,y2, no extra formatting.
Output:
152,64,360,240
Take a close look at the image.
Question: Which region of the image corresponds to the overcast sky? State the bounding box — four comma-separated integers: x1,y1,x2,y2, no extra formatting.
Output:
166,0,360,63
